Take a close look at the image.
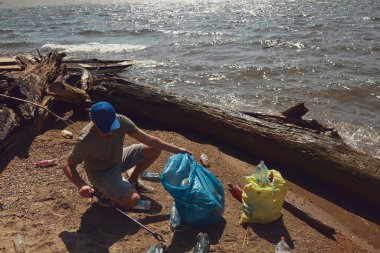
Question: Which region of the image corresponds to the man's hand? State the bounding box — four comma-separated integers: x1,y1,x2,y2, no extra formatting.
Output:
79,185,94,198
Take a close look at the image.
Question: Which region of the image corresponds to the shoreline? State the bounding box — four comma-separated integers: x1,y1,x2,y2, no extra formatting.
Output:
1,51,379,251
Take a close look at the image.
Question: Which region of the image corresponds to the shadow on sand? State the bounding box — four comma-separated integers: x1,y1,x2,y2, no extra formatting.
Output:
60,197,164,253
248,218,294,249
166,218,227,253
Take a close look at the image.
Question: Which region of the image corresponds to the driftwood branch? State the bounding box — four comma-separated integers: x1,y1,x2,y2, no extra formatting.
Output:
241,110,335,133
0,93,74,127
47,80,90,105
0,51,78,155
281,102,309,119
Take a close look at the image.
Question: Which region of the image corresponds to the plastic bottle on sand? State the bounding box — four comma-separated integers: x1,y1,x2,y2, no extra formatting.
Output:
133,200,151,211
145,242,166,253
170,177,187,230
193,232,210,253
13,233,25,253
60,129,73,139
169,202,181,231
255,160,269,182
34,159,58,167
275,236,291,253
141,171,161,182
200,153,210,167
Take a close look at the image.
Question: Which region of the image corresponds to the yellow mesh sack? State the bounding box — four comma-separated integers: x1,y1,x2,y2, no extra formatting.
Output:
239,169,287,225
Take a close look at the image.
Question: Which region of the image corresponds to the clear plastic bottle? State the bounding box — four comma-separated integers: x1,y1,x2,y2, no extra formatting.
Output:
133,200,151,210
145,242,166,253
60,129,73,139
170,178,188,230
200,153,210,167
13,233,25,253
34,159,58,167
193,232,210,253
141,171,161,182
255,160,269,182
169,202,181,231
275,236,291,253
181,178,189,186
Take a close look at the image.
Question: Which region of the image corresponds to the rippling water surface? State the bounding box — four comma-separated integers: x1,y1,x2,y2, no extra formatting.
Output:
1,0,379,157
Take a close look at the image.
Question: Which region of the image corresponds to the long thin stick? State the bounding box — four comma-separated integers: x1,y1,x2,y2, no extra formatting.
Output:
0,93,78,134
242,225,250,247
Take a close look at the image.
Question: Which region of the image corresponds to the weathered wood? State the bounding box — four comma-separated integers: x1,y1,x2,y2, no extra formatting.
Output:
0,105,19,154
0,65,21,71
241,111,334,133
0,51,67,155
48,80,90,105
0,56,134,73
281,102,309,119
89,77,380,208
0,57,17,65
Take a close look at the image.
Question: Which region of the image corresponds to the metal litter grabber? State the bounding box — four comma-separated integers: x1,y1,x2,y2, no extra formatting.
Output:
114,206,164,242
92,192,165,242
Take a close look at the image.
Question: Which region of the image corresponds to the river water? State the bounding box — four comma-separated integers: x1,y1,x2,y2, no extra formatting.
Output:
1,0,379,158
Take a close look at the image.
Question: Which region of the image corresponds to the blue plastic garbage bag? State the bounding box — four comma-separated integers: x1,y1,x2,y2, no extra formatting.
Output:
161,153,225,226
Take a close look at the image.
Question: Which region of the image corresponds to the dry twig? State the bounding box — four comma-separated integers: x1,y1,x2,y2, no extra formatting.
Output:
242,225,250,247
0,93,78,134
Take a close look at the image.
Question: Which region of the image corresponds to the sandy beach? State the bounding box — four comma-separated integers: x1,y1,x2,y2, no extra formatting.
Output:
0,110,377,253
1,0,379,251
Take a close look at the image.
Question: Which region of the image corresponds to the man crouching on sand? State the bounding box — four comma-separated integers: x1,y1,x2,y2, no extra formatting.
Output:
63,101,190,210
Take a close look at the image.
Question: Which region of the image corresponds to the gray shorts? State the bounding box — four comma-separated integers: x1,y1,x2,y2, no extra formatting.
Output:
87,143,145,200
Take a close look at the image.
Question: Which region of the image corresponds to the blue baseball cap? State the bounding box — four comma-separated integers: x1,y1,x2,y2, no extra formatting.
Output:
91,101,120,133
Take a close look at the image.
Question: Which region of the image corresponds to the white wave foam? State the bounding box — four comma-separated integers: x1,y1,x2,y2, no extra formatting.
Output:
284,41,305,49
134,59,163,67
160,29,228,37
332,121,380,159
133,59,178,68
261,39,305,50
42,42,147,53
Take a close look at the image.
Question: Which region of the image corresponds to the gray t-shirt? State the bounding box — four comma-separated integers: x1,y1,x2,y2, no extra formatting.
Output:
69,114,138,172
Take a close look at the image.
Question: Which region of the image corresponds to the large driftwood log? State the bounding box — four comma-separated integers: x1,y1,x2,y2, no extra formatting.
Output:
0,53,60,155
89,77,380,208
0,52,88,156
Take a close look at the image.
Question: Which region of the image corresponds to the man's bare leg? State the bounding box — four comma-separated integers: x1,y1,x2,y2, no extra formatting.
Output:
113,188,140,209
127,145,161,184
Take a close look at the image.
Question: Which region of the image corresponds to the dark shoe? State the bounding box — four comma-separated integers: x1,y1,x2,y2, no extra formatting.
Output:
93,190,113,207
134,181,154,193
126,166,155,193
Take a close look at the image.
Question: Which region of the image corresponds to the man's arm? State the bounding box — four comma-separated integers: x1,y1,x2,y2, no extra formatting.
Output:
129,129,191,154
62,158,93,198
